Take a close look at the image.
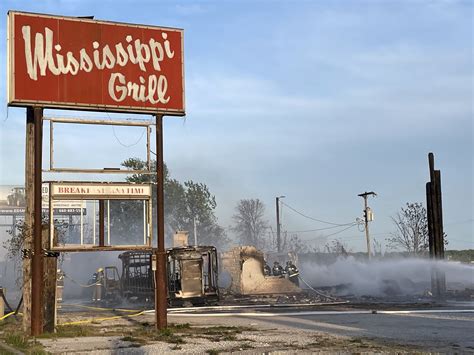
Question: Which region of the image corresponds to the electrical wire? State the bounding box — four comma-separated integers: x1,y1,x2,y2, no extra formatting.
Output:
280,201,355,226
302,223,358,242
2,106,9,123
286,224,358,234
112,125,146,148
106,111,147,148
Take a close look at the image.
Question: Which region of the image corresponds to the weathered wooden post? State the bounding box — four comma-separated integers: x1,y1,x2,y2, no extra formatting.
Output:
426,152,446,299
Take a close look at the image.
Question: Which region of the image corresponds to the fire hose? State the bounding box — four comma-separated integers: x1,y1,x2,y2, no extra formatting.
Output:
0,292,23,321
298,275,338,302
60,310,146,326
63,273,101,288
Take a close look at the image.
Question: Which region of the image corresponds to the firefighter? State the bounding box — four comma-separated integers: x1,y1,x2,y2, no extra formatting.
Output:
92,268,104,302
272,261,284,277
285,261,299,286
263,260,271,276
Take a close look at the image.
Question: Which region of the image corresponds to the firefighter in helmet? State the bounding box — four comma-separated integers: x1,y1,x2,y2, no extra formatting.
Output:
272,261,285,277
285,261,299,286
263,260,271,276
92,267,104,302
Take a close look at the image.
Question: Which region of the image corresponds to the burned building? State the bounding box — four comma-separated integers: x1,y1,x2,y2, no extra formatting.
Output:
105,246,219,306
221,246,301,295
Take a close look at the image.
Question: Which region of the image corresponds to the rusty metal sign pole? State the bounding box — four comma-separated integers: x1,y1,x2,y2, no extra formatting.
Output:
155,114,167,329
31,107,44,336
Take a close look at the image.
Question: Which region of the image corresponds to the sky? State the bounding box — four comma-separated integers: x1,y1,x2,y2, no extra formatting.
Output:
0,0,472,252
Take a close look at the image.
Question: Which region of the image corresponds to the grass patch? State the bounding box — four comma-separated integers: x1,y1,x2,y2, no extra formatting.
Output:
49,324,95,338
171,322,191,329
195,325,253,343
125,325,186,345
227,342,254,352
3,332,47,354
120,335,145,344
4,333,30,350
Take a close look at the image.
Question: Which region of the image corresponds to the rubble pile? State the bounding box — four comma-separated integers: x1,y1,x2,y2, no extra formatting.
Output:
221,246,301,295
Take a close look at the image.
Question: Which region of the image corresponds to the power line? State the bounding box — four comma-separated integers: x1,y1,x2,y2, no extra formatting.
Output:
280,201,355,226
286,223,358,234
302,224,358,242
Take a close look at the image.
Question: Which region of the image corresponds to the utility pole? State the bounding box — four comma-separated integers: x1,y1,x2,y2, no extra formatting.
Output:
358,191,376,260
276,196,285,252
426,152,446,298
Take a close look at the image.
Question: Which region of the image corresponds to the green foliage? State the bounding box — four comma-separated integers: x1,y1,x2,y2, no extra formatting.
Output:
119,158,228,248
5,333,30,349
3,217,67,285
446,249,474,263
3,332,46,353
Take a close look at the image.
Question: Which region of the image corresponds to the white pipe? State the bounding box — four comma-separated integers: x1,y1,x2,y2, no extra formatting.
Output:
148,308,474,318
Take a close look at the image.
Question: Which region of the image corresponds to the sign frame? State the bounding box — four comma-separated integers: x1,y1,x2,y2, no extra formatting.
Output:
7,10,185,116
48,181,153,252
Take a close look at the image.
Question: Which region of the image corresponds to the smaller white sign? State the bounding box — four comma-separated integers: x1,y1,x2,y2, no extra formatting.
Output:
51,182,152,200
42,184,84,209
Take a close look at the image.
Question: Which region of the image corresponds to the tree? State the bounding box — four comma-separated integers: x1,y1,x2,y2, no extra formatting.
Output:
324,239,349,256
3,217,67,285
232,199,269,250
117,158,228,249
281,233,308,254
387,202,429,254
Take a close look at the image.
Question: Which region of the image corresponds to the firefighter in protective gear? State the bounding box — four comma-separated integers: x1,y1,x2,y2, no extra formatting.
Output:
285,261,299,286
272,261,285,277
263,261,271,276
92,268,104,302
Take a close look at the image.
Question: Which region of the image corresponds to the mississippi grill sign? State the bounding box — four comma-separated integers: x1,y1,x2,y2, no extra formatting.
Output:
7,11,185,114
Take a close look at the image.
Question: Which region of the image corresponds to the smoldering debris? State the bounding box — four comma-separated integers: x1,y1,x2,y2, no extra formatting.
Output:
61,251,122,299
300,257,474,298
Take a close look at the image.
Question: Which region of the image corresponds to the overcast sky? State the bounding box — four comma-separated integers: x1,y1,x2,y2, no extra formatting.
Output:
0,0,472,252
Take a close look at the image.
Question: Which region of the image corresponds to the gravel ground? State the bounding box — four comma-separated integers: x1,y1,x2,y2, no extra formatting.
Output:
36,312,423,354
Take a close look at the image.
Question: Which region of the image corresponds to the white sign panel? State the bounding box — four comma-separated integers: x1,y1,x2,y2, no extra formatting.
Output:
42,184,84,209
51,182,152,200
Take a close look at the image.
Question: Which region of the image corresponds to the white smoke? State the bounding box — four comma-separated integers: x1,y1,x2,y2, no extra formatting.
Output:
300,257,474,297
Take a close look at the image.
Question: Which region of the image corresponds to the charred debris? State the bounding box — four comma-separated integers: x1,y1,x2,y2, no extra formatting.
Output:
80,243,338,308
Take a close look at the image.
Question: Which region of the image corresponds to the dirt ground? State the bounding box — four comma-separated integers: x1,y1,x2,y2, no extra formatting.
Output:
0,308,427,354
